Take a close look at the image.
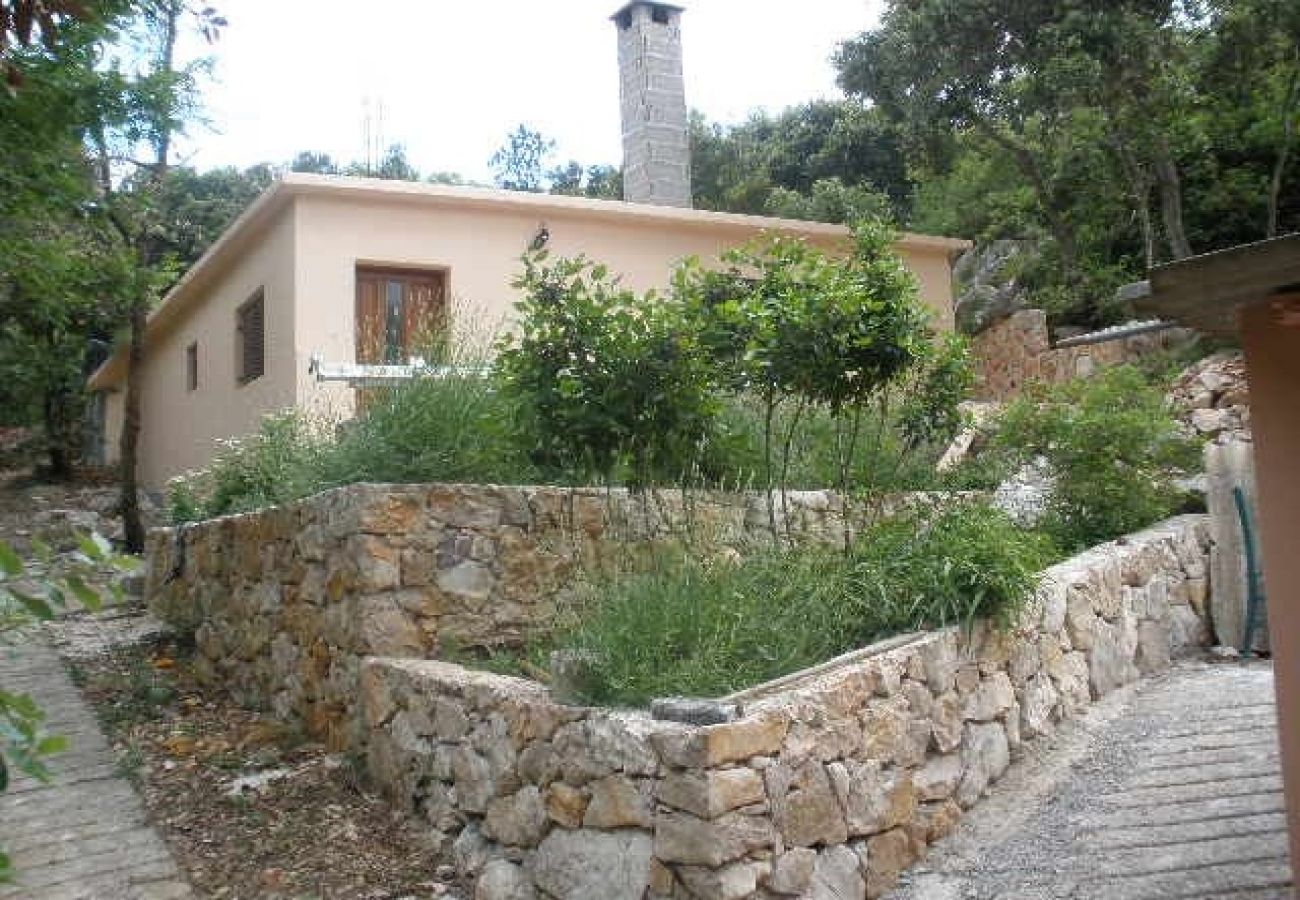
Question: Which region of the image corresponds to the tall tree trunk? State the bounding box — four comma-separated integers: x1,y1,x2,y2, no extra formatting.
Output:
1105,119,1157,268
1153,136,1193,260
1267,60,1299,240
973,117,1081,282
118,0,181,552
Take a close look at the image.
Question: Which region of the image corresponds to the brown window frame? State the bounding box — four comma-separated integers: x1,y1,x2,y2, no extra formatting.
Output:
186,341,198,392
236,288,266,385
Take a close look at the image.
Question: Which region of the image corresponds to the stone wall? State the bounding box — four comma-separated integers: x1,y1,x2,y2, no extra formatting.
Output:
972,310,1194,401
360,515,1211,900
145,483,892,749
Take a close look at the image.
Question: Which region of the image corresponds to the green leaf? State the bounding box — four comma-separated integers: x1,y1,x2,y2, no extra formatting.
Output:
35,734,67,755
0,542,22,578
7,588,53,621
29,537,53,564
63,576,102,612
0,753,7,793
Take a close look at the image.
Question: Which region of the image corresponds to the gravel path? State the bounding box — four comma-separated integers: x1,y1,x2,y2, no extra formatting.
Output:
889,658,1292,900
0,638,193,900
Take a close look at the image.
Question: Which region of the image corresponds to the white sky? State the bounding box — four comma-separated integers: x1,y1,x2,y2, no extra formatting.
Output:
174,1,884,181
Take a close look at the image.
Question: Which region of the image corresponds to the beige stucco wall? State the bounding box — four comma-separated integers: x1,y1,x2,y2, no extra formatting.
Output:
102,205,298,490
98,178,964,491
293,192,959,421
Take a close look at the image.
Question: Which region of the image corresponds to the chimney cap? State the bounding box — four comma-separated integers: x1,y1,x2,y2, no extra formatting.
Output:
610,2,684,24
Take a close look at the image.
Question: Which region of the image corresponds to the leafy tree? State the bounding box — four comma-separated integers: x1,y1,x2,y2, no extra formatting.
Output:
688,101,912,223
289,150,339,174
490,124,554,193
547,161,621,199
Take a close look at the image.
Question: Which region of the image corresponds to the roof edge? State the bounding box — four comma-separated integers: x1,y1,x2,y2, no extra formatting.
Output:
88,173,972,390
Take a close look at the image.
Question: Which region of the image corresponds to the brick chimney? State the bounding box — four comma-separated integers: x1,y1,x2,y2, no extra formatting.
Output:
612,2,691,208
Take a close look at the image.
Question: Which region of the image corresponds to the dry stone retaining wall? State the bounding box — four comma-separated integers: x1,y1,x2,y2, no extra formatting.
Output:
360,514,1211,900
145,483,889,749
972,309,1194,401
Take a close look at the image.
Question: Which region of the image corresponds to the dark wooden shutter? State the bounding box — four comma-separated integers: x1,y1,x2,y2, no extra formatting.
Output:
186,342,198,391
238,290,265,382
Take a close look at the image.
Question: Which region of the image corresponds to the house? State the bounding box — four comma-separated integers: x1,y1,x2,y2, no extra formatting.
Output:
86,1,971,490
85,175,970,489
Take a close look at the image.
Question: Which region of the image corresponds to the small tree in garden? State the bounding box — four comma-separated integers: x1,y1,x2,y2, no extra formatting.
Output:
677,221,939,543
496,250,717,487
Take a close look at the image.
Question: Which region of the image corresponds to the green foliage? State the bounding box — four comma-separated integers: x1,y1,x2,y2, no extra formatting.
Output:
490,124,555,193
838,0,1300,326
689,101,914,222
496,251,718,487
170,358,533,522
994,366,1201,552
563,502,1053,705
0,530,130,882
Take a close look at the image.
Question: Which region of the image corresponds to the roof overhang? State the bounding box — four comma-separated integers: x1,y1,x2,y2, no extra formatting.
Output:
87,173,972,391
1129,233,1300,338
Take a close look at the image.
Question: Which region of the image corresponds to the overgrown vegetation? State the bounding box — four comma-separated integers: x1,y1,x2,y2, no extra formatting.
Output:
993,366,1201,552
559,502,1054,705
172,230,969,523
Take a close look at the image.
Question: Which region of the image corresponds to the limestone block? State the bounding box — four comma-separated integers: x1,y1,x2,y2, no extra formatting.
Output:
919,632,958,694
1019,672,1059,739
961,672,1016,723
356,595,426,656
555,717,661,782
584,775,653,829
483,786,548,847
930,692,964,754
453,822,492,877
1064,587,1099,650
656,768,766,819
532,828,654,900
859,697,912,764
766,761,848,847
956,723,1010,808
826,760,916,837
349,535,400,592
675,861,760,900
1135,620,1172,674
865,828,920,899
475,858,535,900
654,810,775,867
1034,577,1066,632
807,845,866,900
768,847,817,895
916,799,962,842
914,754,963,802
1088,614,1139,698
543,782,586,828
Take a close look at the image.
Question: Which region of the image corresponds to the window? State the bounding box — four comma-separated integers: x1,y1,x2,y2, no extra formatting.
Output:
186,341,198,392
237,289,265,383
355,268,447,365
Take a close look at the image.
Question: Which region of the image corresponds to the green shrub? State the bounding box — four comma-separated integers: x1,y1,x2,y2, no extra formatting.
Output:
994,366,1200,552
561,502,1052,705
168,412,328,522
496,250,718,487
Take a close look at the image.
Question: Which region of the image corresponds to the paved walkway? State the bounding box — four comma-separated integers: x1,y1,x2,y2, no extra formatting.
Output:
0,640,192,900
891,659,1293,900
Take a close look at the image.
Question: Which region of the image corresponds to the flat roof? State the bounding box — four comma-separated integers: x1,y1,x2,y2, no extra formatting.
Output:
88,173,971,389
1130,233,1300,337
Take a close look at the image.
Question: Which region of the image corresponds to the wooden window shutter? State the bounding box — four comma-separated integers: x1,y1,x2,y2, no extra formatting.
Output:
238,289,266,383
186,341,198,391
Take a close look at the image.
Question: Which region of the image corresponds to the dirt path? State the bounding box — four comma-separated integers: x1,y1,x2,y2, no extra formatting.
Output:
889,659,1292,900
